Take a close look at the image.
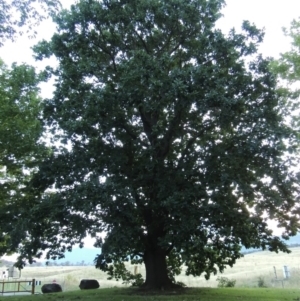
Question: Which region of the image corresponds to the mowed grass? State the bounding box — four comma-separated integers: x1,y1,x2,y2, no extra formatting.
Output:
1,287,300,301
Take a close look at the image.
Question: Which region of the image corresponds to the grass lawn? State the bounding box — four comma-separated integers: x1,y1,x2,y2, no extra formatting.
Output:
2,287,300,301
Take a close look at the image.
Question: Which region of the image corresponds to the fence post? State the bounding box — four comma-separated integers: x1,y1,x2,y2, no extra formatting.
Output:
31,278,35,295
273,266,277,279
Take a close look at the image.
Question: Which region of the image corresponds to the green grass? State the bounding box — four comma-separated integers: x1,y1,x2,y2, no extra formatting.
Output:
1,287,300,301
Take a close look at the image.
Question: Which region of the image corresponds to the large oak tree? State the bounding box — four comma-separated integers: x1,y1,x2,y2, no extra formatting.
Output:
13,0,300,289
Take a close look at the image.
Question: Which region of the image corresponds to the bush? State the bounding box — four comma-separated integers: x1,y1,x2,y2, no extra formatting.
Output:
217,276,236,288
175,281,187,287
257,276,267,288
101,261,144,287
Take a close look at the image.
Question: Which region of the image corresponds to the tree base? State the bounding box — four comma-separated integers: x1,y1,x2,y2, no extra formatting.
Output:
138,282,185,292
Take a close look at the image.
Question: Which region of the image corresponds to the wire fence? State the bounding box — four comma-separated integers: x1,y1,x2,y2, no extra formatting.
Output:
0,279,36,295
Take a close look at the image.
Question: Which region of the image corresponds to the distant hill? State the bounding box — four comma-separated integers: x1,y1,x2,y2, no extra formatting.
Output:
58,234,300,263
2,234,300,266
46,248,101,265
241,233,300,254
284,233,300,245
0,247,101,267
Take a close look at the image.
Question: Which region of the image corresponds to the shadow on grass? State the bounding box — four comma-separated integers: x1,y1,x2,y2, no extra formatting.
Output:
2,286,300,301
124,286,205,296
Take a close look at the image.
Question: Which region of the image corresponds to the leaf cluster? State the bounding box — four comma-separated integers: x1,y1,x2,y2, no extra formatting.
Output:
0,59,47,257
94,255,144,287
216,276,236,288
0,0,61,46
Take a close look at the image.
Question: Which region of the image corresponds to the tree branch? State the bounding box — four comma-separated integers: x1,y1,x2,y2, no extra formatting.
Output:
134,29,150,54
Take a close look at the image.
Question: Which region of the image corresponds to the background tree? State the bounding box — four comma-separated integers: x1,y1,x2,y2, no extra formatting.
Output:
0,59,46,258
270,18,300,119
0,0,61,46
271,18,300,83
12,0,300,289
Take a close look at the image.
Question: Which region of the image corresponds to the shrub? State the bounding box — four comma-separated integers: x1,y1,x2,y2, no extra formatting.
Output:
102,261,144,287
258,276,267,288
175,281,187,287
217,276,236,288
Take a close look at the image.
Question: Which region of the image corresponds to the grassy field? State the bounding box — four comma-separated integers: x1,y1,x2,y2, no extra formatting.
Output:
1,247,300,295
1,287,300,301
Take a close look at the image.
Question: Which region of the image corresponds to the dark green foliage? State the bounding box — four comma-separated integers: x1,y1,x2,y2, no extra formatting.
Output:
9,0,300,289
217,276,236,288
0,59,46,257
102,261,144,287
257,277,267,288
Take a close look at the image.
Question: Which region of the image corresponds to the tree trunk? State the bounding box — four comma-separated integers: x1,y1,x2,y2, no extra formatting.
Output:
142,246,174,290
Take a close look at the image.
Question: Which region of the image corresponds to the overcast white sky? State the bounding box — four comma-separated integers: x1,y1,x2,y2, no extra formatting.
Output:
1,1,300,256
0,0,299,99
217,0,300,56
1,0,300,66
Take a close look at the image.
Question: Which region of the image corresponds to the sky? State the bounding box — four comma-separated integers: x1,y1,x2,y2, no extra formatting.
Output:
1,0,300,260
217,0,300,57
1,1,300,66
1,0,300,95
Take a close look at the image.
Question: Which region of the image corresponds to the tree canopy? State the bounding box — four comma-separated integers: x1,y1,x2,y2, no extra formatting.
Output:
271,18,300,83
0,59,46,257
269,18,300,174
7,0,300,289
0,0,61,46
